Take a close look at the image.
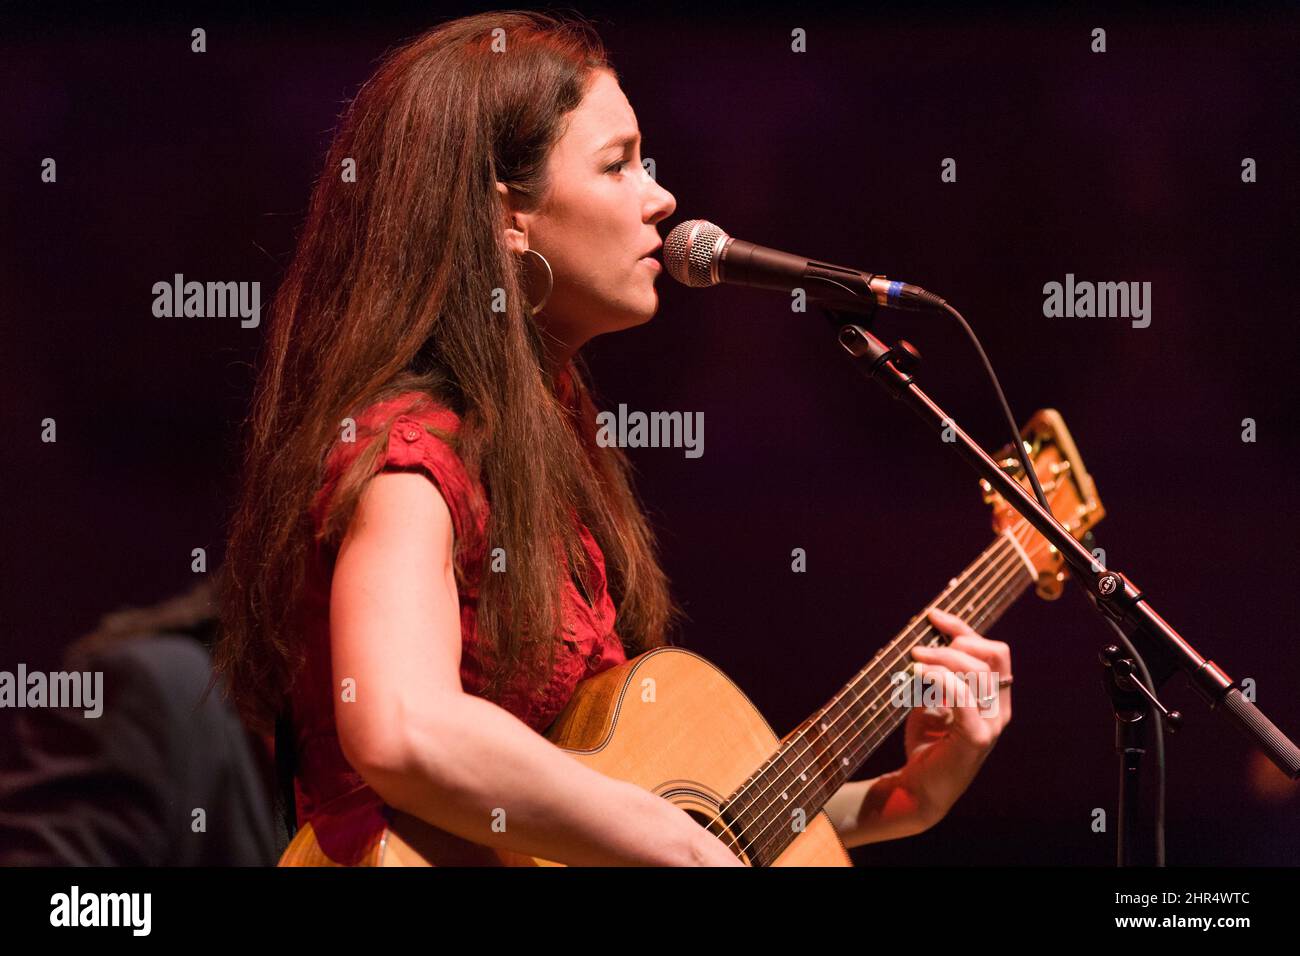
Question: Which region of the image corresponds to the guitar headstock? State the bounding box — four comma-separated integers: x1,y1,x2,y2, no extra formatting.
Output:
981,409,1105,600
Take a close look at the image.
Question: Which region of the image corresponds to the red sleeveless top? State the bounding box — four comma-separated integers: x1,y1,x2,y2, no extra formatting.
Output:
287,367,628,864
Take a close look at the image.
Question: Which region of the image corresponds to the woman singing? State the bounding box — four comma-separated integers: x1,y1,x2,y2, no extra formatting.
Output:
214,10,1012,866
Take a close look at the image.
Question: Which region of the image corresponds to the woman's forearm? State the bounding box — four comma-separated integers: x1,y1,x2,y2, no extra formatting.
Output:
827,739,989,848
355,691,737,866
823,772,933,848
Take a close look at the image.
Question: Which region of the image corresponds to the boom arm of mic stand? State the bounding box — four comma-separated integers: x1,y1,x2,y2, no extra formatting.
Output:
834,319,1300,780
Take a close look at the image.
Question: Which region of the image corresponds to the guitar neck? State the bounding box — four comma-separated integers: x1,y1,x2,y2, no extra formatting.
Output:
721,531,1036,865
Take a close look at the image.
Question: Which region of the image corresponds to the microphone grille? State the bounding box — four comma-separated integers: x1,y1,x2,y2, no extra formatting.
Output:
664,219,728,287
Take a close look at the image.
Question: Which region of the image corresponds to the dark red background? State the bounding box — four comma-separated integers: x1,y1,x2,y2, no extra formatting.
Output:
3,1,1297,864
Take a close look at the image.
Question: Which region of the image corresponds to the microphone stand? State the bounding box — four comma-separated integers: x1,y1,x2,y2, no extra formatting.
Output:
823,308,1300,864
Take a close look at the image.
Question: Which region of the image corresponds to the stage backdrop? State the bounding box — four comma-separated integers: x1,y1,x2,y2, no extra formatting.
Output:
3,1,1297,865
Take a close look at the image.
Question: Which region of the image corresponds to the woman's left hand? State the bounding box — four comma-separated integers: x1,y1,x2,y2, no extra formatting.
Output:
896,607,1013,826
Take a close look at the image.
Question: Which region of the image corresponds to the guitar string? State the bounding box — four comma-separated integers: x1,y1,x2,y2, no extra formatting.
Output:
720,489,1069,864
968,558,1030,630
721,538,1030,862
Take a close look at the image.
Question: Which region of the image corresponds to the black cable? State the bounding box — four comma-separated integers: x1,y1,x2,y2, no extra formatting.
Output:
938,301,1051,514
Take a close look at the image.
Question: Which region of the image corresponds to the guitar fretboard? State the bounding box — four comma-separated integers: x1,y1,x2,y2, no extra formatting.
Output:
719,531,1035,866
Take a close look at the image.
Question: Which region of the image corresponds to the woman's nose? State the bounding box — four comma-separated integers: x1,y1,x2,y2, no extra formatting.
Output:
648,181,676,224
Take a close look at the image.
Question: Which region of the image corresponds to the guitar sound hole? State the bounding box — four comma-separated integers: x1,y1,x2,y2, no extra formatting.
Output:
684,808,733,841
684,808,718,829
684,809,750,864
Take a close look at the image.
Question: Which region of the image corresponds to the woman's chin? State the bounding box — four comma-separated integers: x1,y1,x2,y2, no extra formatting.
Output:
606,300,657,332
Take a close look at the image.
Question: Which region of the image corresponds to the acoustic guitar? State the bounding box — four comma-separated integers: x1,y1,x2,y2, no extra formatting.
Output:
280,408,1104,866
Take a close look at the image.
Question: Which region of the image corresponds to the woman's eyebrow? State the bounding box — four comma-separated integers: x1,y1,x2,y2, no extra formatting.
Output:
595,131,641,153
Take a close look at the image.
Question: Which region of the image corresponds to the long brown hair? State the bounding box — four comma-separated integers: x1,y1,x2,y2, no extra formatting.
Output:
214,10,681,735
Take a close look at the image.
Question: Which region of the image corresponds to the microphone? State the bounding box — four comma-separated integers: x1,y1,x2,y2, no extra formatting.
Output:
663,219,946,314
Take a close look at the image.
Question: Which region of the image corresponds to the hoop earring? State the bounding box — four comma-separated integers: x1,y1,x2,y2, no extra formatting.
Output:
519,248,553,314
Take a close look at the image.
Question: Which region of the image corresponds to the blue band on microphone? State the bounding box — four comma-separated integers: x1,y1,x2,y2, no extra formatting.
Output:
887,280,903,303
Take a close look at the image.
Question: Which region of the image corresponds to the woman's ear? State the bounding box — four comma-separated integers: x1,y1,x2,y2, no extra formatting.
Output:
494,181,529,256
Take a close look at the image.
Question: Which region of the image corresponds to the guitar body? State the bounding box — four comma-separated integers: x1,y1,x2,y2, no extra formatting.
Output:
279,647,852,866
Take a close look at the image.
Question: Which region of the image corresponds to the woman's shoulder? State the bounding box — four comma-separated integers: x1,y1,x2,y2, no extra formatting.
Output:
320,390,462,481
312,389,486,551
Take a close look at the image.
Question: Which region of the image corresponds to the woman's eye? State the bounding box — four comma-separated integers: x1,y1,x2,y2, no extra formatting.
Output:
607,160,630,174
